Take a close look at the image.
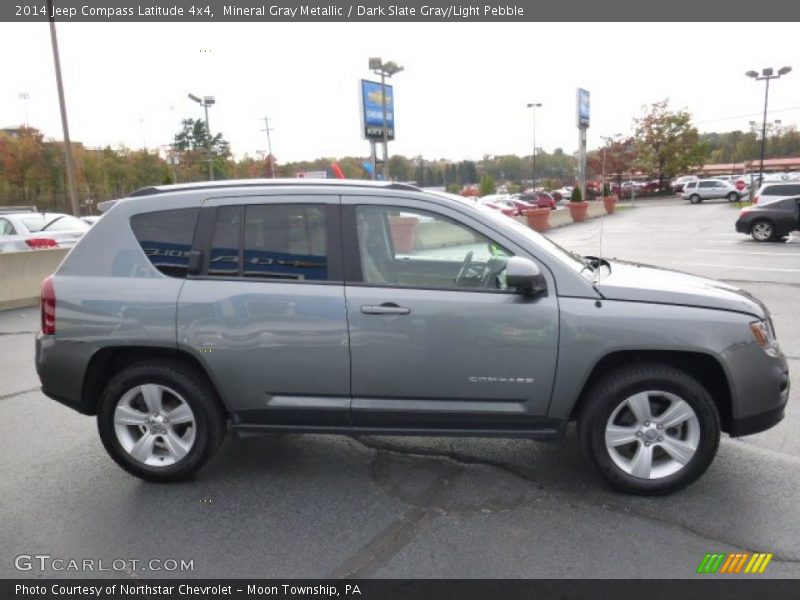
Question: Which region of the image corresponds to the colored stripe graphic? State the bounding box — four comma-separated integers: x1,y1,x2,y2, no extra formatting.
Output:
698,552,772,574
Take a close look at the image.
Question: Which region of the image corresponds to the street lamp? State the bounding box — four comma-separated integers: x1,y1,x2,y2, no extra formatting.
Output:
369,57,403,181
745,66,792,186
188,93,216,181
526,103,542,190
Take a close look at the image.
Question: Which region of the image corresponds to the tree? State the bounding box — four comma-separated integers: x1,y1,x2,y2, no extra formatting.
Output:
0,127,45,203
478,174,495,196
587,135,636,190
634,100,707,189
172,118,232,180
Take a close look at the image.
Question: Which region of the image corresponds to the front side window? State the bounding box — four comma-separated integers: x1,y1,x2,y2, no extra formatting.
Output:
130,208,199,278
355,205,512,291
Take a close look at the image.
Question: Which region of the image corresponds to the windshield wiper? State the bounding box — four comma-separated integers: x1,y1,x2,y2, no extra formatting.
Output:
41,216,65,231
583,255,612,281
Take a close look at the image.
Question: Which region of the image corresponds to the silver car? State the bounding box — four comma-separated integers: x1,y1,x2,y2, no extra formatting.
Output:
35,179,789,495
0,211,89,252
681,179,741,203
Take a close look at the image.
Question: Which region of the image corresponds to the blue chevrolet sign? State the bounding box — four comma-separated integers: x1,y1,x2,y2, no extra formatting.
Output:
361,79,395,141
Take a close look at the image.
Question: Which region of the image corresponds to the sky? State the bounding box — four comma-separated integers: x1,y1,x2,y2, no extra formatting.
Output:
1,21,799,162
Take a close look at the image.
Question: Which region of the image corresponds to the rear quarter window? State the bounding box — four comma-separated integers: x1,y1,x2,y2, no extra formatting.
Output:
130,208,199,278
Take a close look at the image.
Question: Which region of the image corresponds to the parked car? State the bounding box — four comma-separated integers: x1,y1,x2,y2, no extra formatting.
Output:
551,187,573,202
0,211,90,252
478,195,520,217
736,195,800,242
671,175,699,193
81,216,101,226
515,192,557,210
36,179,789,495
639,180,661,194
681,179,741,203
752,182,800,205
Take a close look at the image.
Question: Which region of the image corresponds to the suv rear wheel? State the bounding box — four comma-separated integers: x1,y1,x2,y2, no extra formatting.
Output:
578,363,720,495
97,361,227,482
726,192,739,202
689,194,702,204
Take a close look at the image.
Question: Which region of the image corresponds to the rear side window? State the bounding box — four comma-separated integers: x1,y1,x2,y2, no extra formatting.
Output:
130,208,199,278
764,184,800,196
207,204,329,281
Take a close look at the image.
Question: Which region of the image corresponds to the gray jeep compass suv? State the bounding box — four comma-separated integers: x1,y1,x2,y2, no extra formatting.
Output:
35,180,790,495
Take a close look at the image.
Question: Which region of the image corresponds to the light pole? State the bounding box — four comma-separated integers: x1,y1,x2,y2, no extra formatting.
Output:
526,103,541,190
369,57,403,181
47,0,79,216
745,66,791,186
188,93,216,180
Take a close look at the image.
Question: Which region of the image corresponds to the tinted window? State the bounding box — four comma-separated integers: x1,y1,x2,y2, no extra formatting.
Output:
355,205,512,290
242,204,328,280
764,184,800,196
208,206,241,276
698,181,715,188
130,208,199,278
18,214,89,233
685,182,696,189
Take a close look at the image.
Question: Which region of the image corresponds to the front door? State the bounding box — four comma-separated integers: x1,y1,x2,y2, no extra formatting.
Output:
342,197,560,431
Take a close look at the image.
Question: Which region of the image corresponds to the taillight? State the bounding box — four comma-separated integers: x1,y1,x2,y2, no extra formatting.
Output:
26,238,58,250
41,275,56,335
753,196,759,205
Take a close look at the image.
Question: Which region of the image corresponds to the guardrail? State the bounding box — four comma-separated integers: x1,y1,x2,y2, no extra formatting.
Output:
0,248,69,310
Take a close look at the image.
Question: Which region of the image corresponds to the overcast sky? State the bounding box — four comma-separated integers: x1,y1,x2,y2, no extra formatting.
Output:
1,22,799,162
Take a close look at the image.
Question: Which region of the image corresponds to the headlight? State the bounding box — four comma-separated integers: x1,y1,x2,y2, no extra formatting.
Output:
750,319,778,355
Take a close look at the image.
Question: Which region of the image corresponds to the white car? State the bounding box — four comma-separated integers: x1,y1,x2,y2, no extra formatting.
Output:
0,211,90,252
752,182,800,205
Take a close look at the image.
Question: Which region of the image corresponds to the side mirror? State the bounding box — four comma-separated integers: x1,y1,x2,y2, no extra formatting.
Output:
506,256,547,295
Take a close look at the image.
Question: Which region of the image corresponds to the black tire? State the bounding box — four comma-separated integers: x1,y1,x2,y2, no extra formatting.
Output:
726,192,739,202
577,363,720,495
689,194,702,204
750,219,775,242
97,361,227,482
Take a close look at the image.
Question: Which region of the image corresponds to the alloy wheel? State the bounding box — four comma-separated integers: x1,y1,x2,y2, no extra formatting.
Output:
604,391,700,479
113,384,196,467
752,222,773,241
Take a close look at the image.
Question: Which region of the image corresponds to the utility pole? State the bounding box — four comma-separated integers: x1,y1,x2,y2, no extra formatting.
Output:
261,116,275,177
47,0,80,216
18,93,30,126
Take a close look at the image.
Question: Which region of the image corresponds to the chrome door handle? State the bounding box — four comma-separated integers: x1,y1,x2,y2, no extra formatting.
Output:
360,303,411,315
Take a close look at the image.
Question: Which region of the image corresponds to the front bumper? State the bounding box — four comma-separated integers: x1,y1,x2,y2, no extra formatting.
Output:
725,342,790,437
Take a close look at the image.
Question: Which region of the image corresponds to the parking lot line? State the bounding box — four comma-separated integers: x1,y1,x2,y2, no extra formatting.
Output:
687,262,800,273
695,249,800,257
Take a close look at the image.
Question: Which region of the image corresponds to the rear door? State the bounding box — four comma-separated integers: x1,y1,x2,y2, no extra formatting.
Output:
176,195,351,427
342,195,560,431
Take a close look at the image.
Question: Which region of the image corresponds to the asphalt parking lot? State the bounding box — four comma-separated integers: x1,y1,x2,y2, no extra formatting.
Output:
1,195,798,579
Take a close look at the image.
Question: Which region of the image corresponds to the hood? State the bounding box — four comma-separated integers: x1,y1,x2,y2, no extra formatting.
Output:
595,260,767,319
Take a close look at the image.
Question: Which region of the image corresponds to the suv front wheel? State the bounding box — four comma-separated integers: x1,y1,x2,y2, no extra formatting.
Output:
97,361,227,482
578,363,720,495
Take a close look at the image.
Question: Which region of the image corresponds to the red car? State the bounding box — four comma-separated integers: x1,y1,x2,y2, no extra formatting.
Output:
516,192,557,210
478,196,521,217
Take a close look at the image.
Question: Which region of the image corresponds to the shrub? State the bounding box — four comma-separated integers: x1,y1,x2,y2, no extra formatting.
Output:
570,187,583,203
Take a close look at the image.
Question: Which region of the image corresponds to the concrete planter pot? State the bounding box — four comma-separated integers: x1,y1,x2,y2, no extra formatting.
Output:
568,201,590,222
388,216,419,252
602,195,618,214
524,207,551,232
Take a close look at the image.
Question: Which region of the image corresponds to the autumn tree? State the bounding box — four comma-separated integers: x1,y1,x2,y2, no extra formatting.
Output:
634,100,707,189
0,127,45,203
587,135,636,190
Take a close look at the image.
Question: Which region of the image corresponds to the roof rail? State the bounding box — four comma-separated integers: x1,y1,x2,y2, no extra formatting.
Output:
0,205,37,214
127,178,421,198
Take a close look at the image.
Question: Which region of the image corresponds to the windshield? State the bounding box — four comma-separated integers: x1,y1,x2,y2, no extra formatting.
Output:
428,190,593,277
18,214,90,233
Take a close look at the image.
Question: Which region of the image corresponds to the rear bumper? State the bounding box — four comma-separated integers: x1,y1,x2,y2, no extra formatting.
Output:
735,219,750,234
35,333,96,415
